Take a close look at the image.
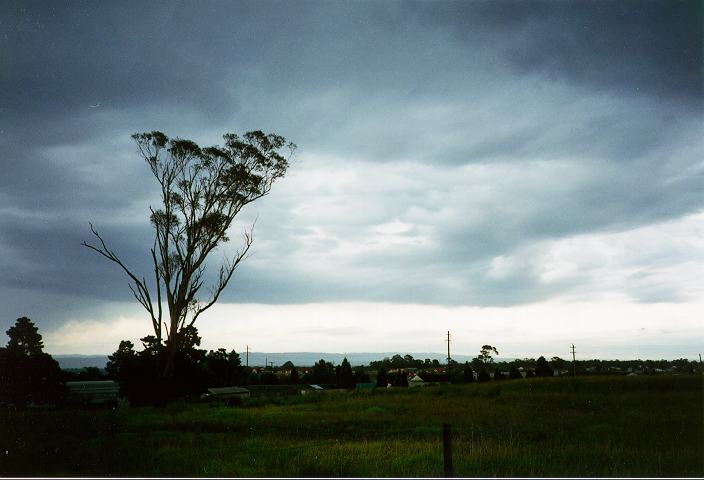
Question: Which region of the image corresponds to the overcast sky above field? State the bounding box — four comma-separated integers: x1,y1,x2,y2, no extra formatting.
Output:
1,1,702,360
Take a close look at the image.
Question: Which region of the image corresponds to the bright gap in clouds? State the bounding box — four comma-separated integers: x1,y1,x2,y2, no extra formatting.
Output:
45,297,703,361
43,209,704,359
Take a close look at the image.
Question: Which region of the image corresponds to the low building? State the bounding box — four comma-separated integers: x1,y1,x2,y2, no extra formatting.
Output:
200,386,250,401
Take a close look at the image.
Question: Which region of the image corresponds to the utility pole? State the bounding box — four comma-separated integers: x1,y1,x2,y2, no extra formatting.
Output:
570,344,577,377
246,345,249,368
446,331,452,377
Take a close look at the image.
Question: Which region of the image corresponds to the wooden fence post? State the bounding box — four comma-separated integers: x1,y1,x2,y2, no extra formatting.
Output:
442,423,453,477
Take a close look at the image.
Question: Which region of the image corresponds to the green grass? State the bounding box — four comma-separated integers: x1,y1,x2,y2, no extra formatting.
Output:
1,375,702,477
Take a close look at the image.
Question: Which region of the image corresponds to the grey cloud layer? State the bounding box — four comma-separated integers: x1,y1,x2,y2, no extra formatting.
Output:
1,1,702,331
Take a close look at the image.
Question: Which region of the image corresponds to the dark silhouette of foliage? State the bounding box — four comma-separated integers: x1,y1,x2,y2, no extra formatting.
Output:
204,348,243,387
288,366,299,384
71,367,107,381
353,366,371,384
6,316,44,356
337,357,355,388
389,370,409,387
106,340,138,381
106,327,209,405
311,359,335,384
260,370,279,385
535,356,554,377
477,345,499,365
509,365,523,379
376,367,389,387
550,356,566,372
415,371,446,383
248,370,261,385
477,370,491,383
0,317,64,408
369,353,429,370
463,362,475,383
83,131,294,379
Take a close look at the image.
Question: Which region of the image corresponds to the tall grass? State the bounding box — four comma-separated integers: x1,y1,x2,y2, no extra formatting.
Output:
1,375,701,477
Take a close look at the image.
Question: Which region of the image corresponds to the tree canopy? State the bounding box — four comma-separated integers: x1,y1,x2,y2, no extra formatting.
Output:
477,345,499,366
84,130,294,376
6,316,44,356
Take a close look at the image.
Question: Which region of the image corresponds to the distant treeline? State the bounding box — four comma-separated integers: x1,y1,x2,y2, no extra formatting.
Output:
368,352,700,375
2,317,700,409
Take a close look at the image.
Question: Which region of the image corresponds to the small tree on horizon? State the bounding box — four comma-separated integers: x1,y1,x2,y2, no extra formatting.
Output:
478,345,499,365
337,357,355,389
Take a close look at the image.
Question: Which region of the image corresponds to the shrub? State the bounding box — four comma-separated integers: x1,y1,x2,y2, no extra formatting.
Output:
477,370,491,383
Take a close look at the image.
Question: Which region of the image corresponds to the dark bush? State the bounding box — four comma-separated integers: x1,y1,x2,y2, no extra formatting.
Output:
376,367,389,387
535,356,554,377
477,370,491,383
389,371,409,387
463,363,475,383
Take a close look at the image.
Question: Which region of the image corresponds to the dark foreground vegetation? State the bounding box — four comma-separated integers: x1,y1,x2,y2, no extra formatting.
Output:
1,375,701,477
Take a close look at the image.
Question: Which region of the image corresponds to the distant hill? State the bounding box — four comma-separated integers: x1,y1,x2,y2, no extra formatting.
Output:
54,355,109,369
52,352,513,369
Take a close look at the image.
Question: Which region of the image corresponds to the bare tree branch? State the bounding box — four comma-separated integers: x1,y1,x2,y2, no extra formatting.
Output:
82,223,160,337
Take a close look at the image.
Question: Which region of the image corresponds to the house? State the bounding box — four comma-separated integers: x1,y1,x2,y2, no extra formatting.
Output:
408,375,425,387
65,380,119,407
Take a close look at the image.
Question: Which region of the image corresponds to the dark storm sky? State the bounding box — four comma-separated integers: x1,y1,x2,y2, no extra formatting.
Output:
1,1,702,342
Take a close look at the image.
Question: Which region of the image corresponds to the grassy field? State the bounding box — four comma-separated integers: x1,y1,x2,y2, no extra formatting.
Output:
1,375,702,477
